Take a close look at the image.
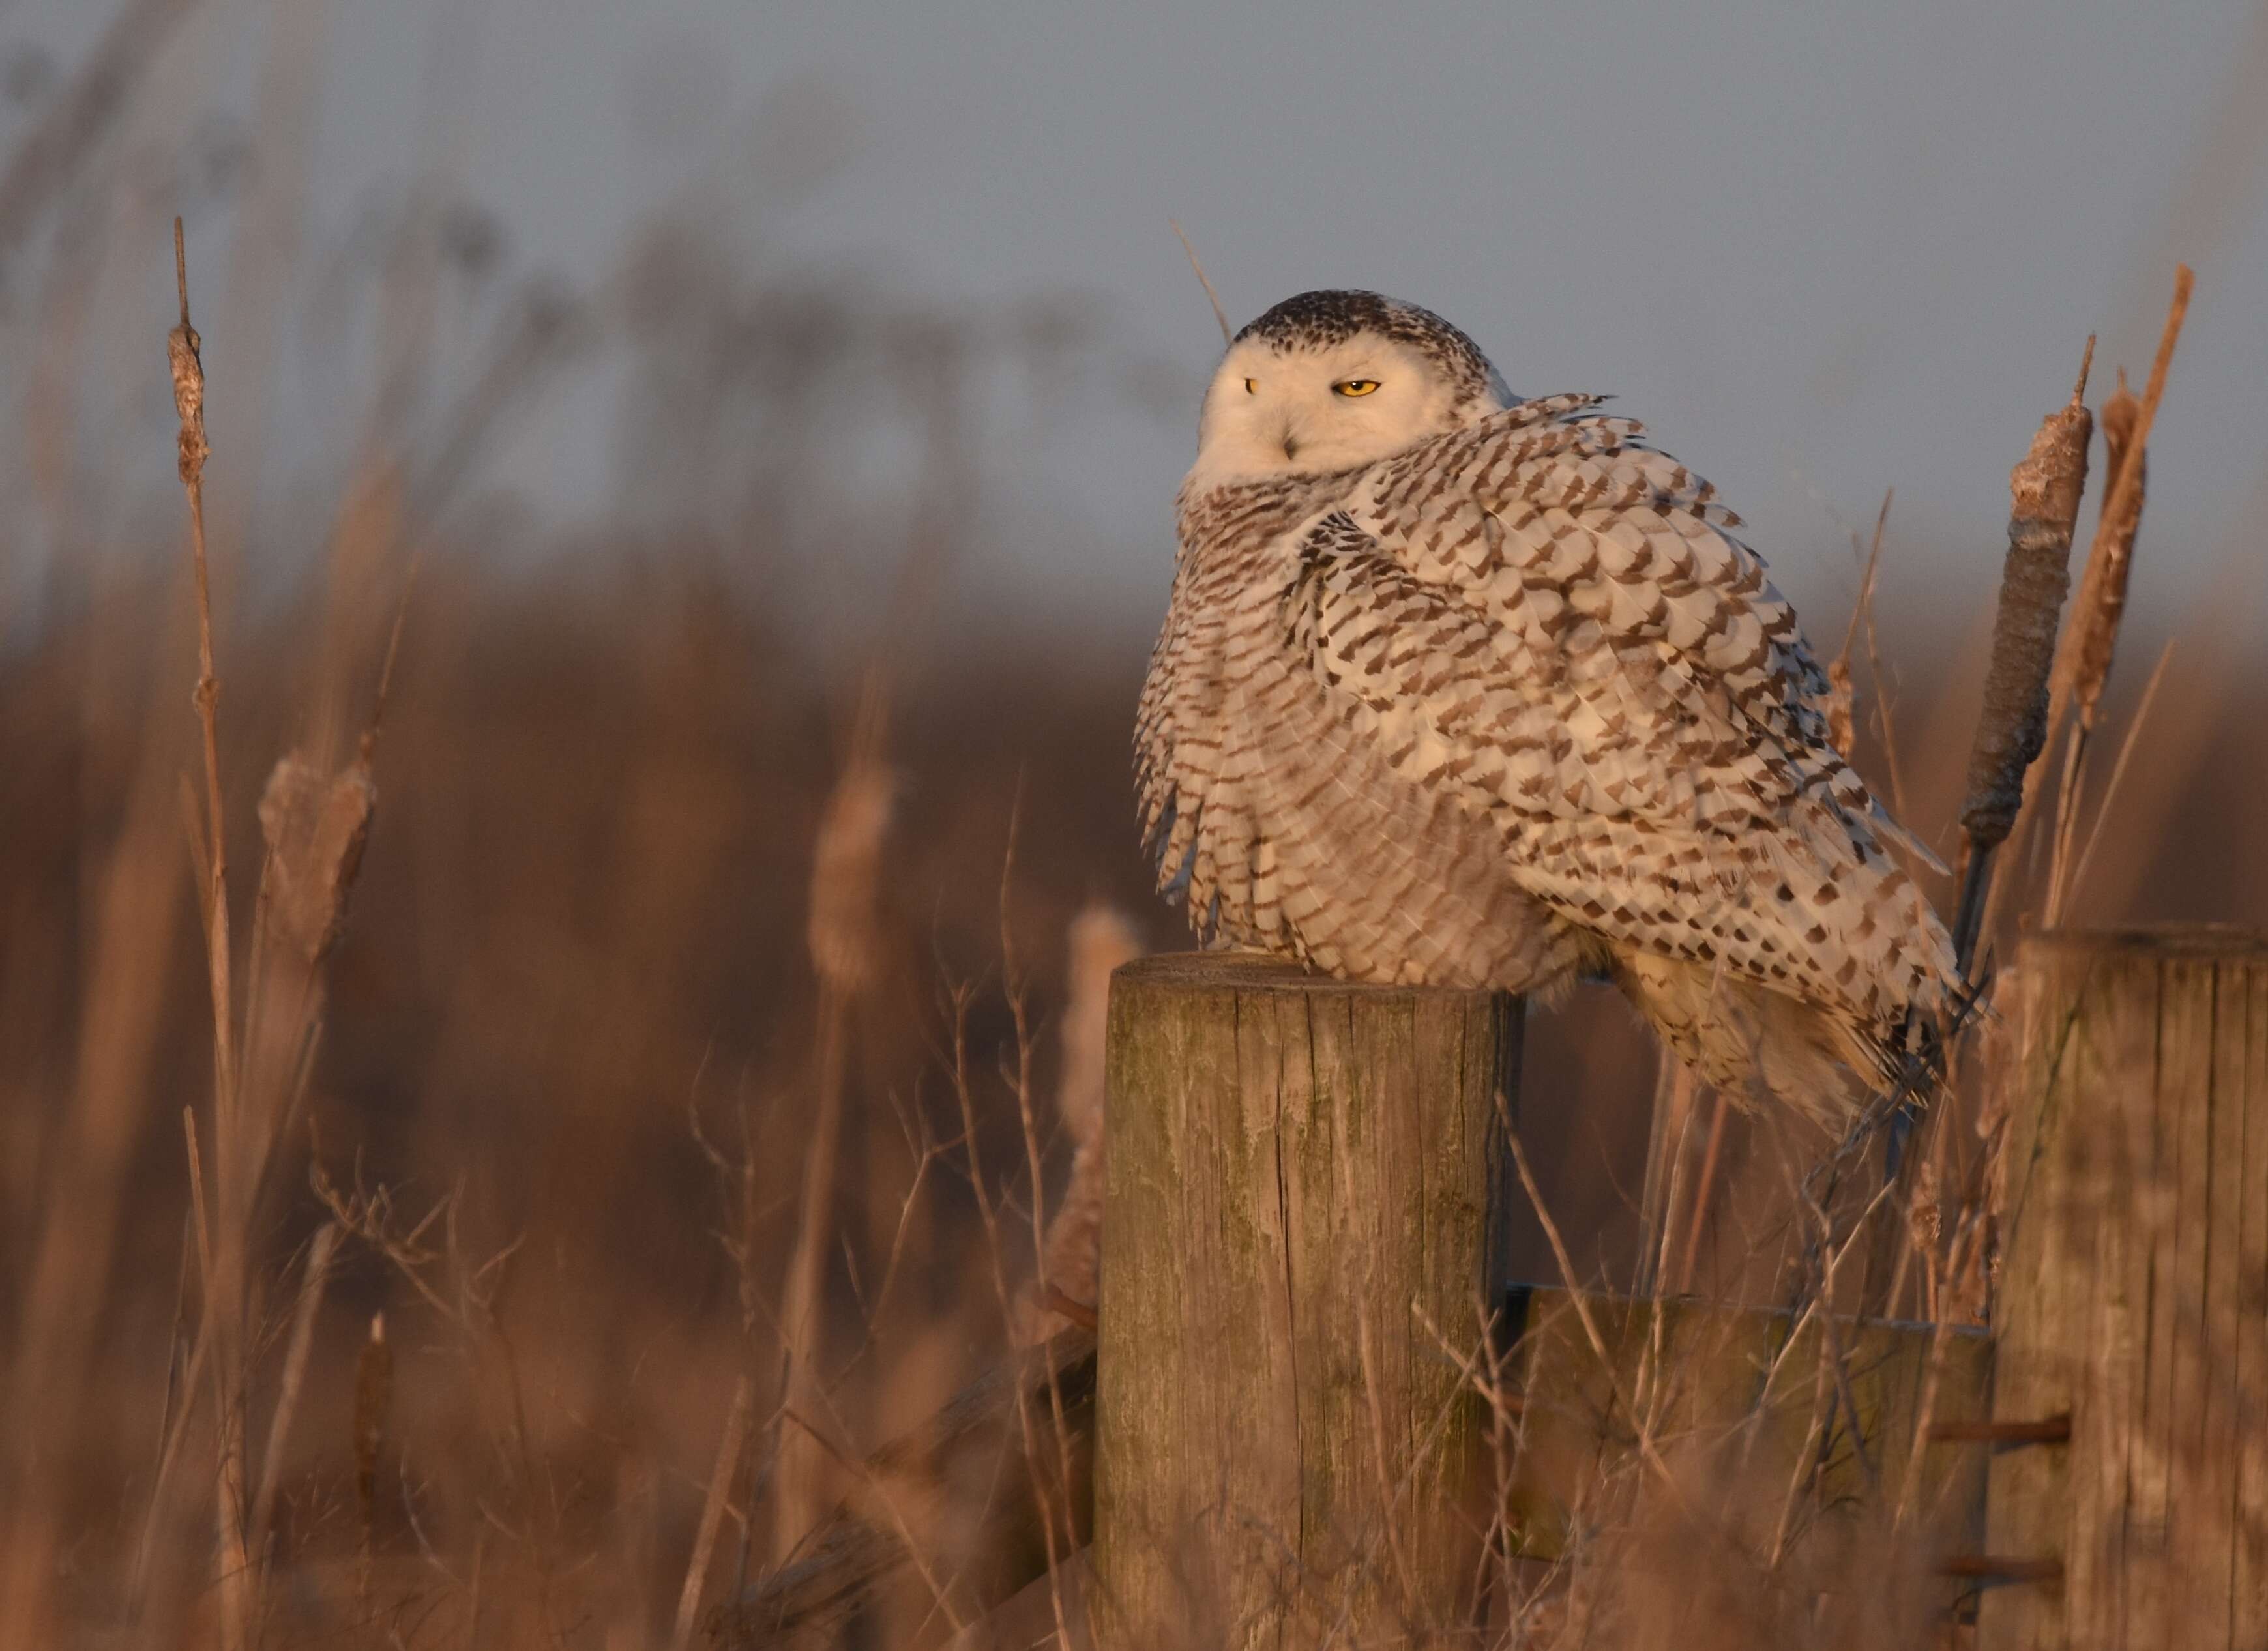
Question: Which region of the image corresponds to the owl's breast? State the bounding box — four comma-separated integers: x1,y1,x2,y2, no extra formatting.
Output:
1136,482,1582,993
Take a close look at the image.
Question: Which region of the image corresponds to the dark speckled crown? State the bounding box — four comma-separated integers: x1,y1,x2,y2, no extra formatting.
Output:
1235,290,1497,409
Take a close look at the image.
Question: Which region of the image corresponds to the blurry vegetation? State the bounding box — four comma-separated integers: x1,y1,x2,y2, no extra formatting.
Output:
0,4,2260,1647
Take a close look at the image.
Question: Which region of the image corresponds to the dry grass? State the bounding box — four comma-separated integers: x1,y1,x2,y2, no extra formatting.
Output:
0,28,2258,1649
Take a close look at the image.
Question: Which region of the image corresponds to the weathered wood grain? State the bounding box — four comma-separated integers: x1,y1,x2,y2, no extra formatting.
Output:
1091,953,1519,1648
1979,927,2268,1651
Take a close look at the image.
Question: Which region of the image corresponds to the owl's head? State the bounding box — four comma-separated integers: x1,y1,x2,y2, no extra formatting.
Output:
1188,290,1511,486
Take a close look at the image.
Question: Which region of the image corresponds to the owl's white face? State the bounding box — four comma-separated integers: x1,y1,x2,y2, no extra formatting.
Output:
1187,331,1505,488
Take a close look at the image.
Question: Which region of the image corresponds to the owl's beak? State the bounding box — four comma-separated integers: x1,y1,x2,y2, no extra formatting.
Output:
1280,418,1302,462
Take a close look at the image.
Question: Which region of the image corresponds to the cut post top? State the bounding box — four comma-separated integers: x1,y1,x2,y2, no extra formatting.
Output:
1111,948,1515,1003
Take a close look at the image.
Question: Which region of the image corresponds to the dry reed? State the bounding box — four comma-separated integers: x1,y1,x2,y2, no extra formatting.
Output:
773,677,895,1565
1169,218,1233,347
2039,270,2192,924
0,42,2248,1648
1982,265,2194,946
167,213,263,1651
2065,372,2149,737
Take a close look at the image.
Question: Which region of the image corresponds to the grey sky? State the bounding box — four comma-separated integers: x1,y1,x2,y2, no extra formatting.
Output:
15,0,2268,642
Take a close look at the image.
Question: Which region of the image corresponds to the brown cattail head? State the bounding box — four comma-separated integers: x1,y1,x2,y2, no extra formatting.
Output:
168,220,209,487
1054,903,1143,1154
2065,372,2147,732
257,751,377,966
167,321,207,485
2098,372,2144,530
1957,350,2094,853
1014,903,1145,1344
806,757,896,995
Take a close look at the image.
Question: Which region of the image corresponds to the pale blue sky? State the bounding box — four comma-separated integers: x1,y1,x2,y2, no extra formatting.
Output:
11,0,2267,643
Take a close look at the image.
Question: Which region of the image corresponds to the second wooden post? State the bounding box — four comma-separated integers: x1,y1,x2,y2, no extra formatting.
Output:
1092,953,1520,1648
1981,927,2268,1650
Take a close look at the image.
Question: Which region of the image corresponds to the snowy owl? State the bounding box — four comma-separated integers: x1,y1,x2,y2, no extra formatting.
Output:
1134,290,1957,1123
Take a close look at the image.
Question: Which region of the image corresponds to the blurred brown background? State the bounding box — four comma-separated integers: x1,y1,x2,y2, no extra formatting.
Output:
2,0,2265,1644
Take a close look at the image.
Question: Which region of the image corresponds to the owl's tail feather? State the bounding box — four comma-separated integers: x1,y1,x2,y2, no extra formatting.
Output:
1610,950,1915,1132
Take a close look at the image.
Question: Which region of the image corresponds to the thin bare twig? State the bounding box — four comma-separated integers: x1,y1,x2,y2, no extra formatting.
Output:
1826,489,1892,772
1505,1125,1681,1495
1170,218,1233,347
248,1222,341,1577
673,1376,752,1651
1673,1089,1730,1298
2062,639,2178,918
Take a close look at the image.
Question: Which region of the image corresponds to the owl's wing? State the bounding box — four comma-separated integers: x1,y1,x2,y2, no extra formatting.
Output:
1291,397,1954,1026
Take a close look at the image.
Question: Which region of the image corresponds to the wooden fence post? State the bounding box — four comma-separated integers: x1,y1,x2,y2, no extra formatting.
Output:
1981,927,2268,1649
1091,953,1520,1648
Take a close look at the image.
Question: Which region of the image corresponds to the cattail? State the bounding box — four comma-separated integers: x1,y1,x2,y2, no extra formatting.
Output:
1016,904,1143,1344
1053,904,1140,1155
2060,373,2148,736
256,752,377,965
1956,345,2094,859
166,274,208,491
776,733,896,1560
804,757,895,995
2044,266,2188,747
171,219,251,1651
169,218,231,1099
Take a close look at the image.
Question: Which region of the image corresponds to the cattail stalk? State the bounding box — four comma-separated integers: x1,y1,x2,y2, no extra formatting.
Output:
1949,340,2094,972
765,351,959,1570
171,220,233,1120
170,216,256,1651
170,216,393,1649
773,673,893,1562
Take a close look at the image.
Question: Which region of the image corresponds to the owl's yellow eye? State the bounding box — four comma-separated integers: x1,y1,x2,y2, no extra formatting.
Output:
1244,377,1258,394
1334,379,1381,397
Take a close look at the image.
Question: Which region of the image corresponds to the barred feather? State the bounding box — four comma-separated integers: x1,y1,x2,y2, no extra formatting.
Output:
1137,291,1956,1124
